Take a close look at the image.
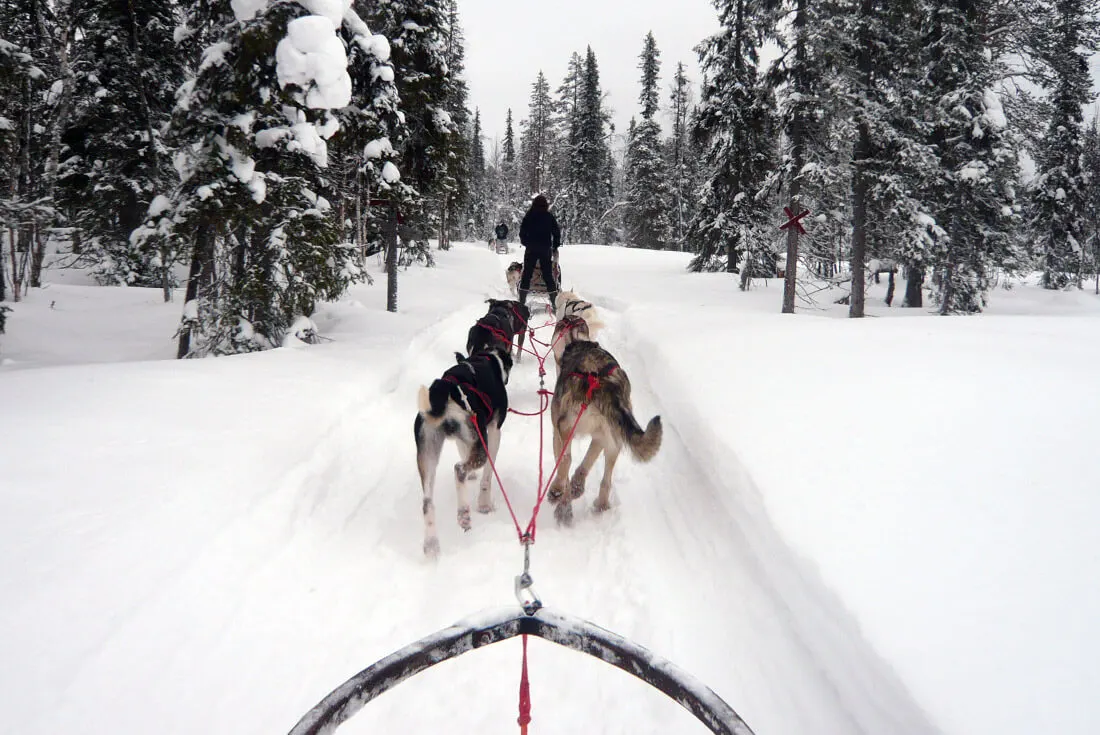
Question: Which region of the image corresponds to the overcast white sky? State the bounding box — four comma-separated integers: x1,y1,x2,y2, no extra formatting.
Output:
458,0,721,153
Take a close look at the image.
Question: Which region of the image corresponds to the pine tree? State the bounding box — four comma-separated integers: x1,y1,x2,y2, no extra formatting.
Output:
922,0,1020,313
437,0,469,247
624,32,672,249
551,52,585,239
1081,113,1100,291
846,0,937,315
689,0,778,275
467,108,487,237
503,108,516,164
1029,0,1097,289
667,62,696,249
571,47,613,243
57,0,182,295
519,71,554,196
157,0,367,356
769,0,852,311
331,1,407,264
0,0,61,301
365,0,458,244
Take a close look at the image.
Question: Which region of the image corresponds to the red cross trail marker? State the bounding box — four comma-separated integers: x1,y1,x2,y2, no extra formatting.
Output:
779,206,810,235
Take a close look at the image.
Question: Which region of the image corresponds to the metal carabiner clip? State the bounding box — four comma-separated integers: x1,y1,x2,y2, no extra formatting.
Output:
514,570,542,616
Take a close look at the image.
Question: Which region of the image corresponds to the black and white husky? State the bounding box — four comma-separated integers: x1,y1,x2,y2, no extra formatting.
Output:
466,298,530,360
414,348,512,557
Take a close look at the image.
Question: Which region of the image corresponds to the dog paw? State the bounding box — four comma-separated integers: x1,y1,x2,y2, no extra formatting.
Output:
554,501,574,527
476,493,495,513
457,506,471,531
423,537,440,557
547,484,566,504
593,499,611,513
569,476,586,499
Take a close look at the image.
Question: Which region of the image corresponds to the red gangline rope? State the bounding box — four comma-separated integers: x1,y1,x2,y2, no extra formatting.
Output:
464,304,604,734
518,634,532,733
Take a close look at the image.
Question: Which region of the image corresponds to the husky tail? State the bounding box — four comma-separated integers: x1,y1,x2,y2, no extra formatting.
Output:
616,403,662,462
418,380,452,418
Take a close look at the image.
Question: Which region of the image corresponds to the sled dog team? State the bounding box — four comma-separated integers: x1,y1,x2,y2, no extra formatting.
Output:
414,287,663,557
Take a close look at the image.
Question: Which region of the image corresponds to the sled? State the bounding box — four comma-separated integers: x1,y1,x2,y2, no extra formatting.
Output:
528,250,561,297
287,606,756,735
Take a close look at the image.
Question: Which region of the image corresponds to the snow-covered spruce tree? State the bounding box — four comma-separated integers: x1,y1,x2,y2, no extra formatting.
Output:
769,0,852,312
519,70,555,196
0,19,47,304
574,47,613,243
57,0,182,295
921,0,1020,314
842,0,937,315
437,0,470,248
549,51,584,238
624,32,672,250
500,107,520,213
667,61,700,249
688,0,778,274
465,107,487,239
330,1,406,265
158,0,365,357
1081,114,1100,290
1029,0,1097,290
364,0,458,255
0,0,58,301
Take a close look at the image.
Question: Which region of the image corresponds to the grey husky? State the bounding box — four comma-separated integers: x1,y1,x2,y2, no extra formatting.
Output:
549,340,662,525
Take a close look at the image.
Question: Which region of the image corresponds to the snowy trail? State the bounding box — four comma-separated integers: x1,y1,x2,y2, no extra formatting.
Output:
3,243,943,735
281,246,939,735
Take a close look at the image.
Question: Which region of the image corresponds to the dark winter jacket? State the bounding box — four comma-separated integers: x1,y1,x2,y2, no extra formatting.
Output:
520,208,561,252
495,223,508,240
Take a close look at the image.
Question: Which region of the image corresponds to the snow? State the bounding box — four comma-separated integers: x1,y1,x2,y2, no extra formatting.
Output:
147,195,172,218
983,89,1007,130
381,161,400,183
288,120,330,167
363,137,394,159
298,0,349,28
231,0,269,22
275,15,352,110
373,64,395,83
198,41,232,74
1,244,1098,735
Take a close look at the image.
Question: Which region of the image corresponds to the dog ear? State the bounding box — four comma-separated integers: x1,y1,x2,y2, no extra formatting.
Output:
454,351,466,364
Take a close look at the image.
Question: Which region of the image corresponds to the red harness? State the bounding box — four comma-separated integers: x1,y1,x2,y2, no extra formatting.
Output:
568,363,618,402
442,373,495,415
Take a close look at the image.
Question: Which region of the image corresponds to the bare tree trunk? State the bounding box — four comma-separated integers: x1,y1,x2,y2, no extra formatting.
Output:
885,270,895,306
177,224,214,358
903,266,923,307
34,0,76,288
849,0,874,319
850,120,869,318
386,209,398,313
939,265,953,315
0,227,7,302
782,0,808,314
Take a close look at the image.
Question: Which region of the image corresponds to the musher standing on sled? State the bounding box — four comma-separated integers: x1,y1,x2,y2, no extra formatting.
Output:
517,194,560,310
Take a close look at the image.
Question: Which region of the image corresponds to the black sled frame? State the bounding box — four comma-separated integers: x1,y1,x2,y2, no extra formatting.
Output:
288,606,756,735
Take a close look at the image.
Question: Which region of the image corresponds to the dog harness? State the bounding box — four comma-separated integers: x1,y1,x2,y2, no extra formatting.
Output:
562,299,592,314
442,353,501,415
568,363,619,402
